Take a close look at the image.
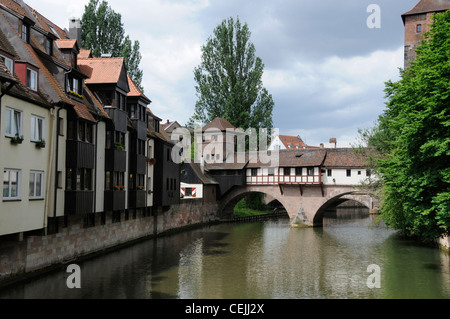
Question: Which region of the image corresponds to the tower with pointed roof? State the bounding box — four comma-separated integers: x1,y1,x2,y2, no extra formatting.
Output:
402,0,450,68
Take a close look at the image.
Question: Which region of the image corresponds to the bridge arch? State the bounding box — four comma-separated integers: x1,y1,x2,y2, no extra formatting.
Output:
218,186,292,220
312,192,376,226
219,185,379,227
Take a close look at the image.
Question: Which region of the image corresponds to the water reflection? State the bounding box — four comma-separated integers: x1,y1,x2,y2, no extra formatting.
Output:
0,208,449,299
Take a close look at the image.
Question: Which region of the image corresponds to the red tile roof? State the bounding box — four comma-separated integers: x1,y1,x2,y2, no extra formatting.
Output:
278,134,307,150
127,74,151,103
55,39,78,50
78,57,126,84
202,117,236,132
78,49,93,59
322,148,368,168
402,0,450,20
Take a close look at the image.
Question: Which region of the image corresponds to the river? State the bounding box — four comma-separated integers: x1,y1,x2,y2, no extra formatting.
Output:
0,207,449,299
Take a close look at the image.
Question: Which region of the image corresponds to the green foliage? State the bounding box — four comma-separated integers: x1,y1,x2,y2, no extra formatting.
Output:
363,10,450,243
81,0,144,91
234,196,272,217
189,17,274,132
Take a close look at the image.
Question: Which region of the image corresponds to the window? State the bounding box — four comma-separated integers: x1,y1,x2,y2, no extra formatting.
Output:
295,167,302,176
251,168,258,177
72,78,79,94
268,167,275,176
284,168,290,176
27,68,38,91
76,168,92,191
417,24,422,33
45,37,53,55
327,169,332,177
113,172,124,190
307,168,314,176
58,117,64,136
0,55,13,73
3,169,21,200
5,108,22,138
21,22,29,42
31,115,44,142
185,187,192,197
66,168,73,190
346,169,351,177
29,171,44,199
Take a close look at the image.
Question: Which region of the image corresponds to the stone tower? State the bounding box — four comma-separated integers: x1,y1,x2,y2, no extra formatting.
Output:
402,0,450,69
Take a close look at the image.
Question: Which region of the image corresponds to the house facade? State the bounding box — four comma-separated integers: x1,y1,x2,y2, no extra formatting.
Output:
0,0,170,239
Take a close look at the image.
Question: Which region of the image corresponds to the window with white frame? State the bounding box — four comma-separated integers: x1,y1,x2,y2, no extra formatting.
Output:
31,115,44,142
73,78,79,94
0,55,14,73
3,169,21,200
29,171,44,199
27,68,38,91
4,107,22,138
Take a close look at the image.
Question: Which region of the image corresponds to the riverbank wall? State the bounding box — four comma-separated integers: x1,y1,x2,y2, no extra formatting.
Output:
0,199,219,288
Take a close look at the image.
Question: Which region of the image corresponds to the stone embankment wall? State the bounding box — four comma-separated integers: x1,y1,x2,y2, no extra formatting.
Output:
0,199,219,286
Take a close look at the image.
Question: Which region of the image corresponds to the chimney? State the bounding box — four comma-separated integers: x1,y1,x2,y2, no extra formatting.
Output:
167,119,170,124
320,143,324,148
69,18,82,46
329,138,337,148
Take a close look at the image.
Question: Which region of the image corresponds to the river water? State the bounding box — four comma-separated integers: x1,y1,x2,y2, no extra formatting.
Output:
1,208,449,299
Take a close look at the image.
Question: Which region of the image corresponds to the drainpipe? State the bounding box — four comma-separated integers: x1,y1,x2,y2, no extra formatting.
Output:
43,104,56,234
52,105,62,233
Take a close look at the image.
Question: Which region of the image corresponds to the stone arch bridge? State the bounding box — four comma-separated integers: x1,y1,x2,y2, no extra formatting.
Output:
218,184,379,227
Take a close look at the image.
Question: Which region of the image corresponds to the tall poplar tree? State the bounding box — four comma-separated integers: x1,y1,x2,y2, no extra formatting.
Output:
81,0,144,91
189,17,274,132
361,10,450,243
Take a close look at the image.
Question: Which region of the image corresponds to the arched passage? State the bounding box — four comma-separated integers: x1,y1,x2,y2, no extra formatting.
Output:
312,192,375,226
218,185,379,227
218,186,292,220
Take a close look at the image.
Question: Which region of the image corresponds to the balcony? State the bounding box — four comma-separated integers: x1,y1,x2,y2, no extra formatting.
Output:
66,140,95,169
131,119,148,140
104,107,127,133
105,148,127,172
104,190,126,211
128,190,146,208
64,190,94,215
129,154,146,175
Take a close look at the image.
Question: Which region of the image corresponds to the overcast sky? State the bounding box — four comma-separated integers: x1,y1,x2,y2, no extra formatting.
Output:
28,0,418,147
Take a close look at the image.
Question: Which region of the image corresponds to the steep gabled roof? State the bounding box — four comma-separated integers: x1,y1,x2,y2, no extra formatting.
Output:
277,134,307,150
55,39,78,51
202,117,236,132
127,74,151,103
402,0,450,22
78,57,127,85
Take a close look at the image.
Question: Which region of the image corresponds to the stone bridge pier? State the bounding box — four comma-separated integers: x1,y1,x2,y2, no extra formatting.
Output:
218,185,379,227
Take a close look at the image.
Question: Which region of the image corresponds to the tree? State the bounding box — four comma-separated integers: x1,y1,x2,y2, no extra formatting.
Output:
189,17,274,132
362,10,450,243
81,0,144,91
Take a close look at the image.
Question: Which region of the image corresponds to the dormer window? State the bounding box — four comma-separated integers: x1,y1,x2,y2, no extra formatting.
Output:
20,21,30,43
0,54,13,73
26,68,38,91
66,75,81,96
45,37,53,55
